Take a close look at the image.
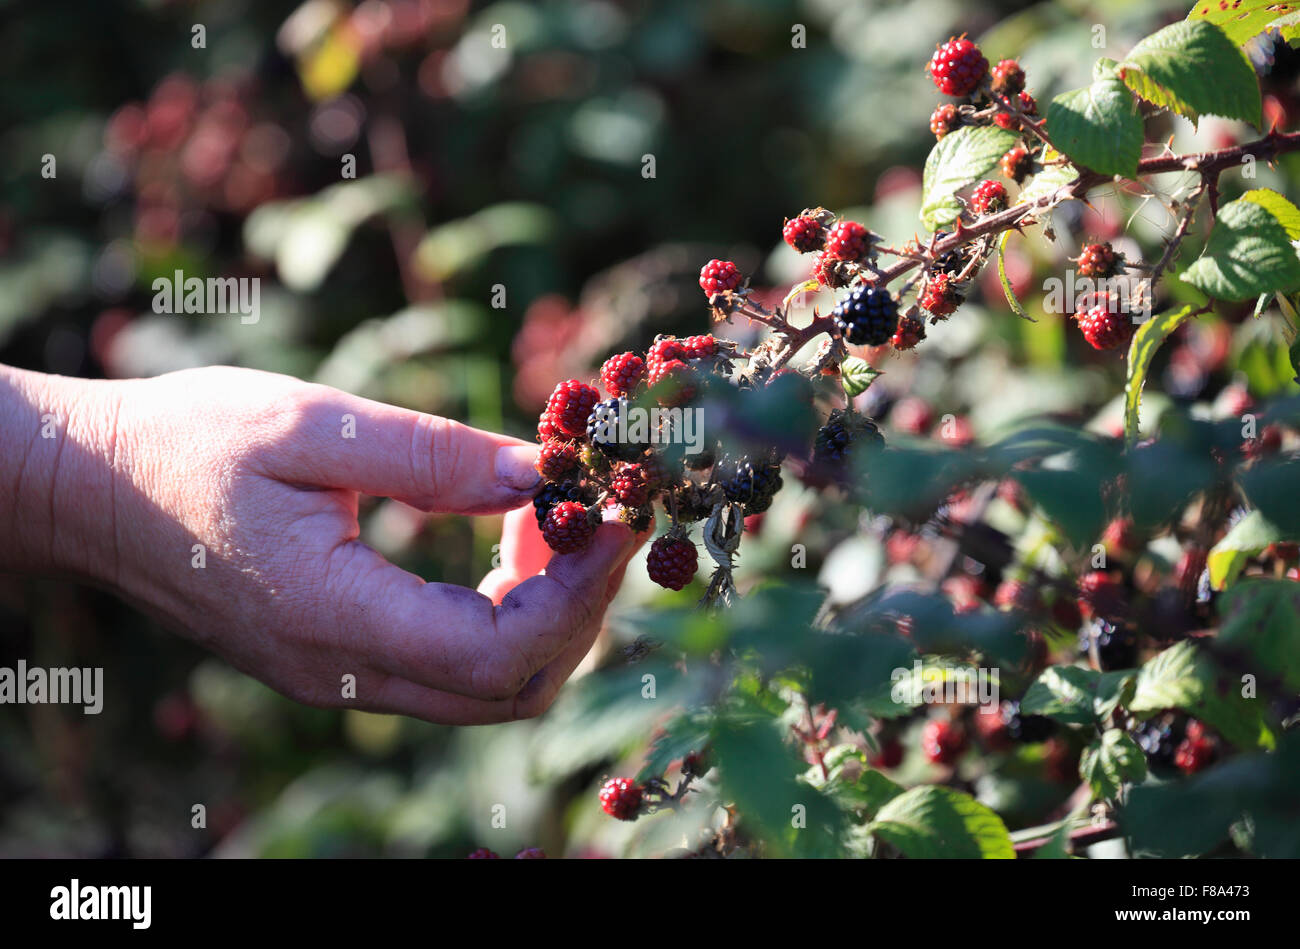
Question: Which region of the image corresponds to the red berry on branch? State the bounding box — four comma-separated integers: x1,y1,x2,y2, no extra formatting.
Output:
1077,571,1126,622
869,736,905,769
971,179,1008,215
783,214,825,253
699,259,743,297
825,220,872,262
813,251,852,288
1174,734,1215,774
927,36,989,98
1073,294,1133,351
1001,145,1031,183
536,438,581,481
682,334,717,359
647,534,698,590
930,103,961,140
542,501,595,554
545,379,601,438
647,358,698,406
599,777,644,820
1077,242,1120,278
600,351,646,397
646,337,689,369
922,718,967,764
891,314,927,350
610,472,649,509
991,59,1025,96
919,271,961,317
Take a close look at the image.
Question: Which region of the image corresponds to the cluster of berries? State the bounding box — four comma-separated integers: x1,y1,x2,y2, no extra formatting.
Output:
1134,717,1217,775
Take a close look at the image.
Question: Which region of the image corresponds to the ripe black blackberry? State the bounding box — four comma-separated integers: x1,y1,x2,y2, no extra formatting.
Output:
587,397,645,461
712,457,780,514
813,409,884,467
1001,701,1055,743
1079,618,1138,670
832,286,899,345
1135,719,1181,768
533,481,593,528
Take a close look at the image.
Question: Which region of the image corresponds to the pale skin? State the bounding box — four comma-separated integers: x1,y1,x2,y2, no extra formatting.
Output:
0,364,646,724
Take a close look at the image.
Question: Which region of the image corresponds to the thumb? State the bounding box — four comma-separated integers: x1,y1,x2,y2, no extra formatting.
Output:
267,385,541,514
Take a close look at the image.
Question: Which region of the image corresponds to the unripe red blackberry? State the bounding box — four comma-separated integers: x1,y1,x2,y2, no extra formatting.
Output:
1174,734,1215,774
919,271,961,317
1073,293,1133,351
699,259,743,297
467,848,499,859
647,534,698,590
1175,547,1208,598
536,438,581,481
1077,570,1125,622
927,36,989,98
598,777,644,820
783,214,825,253
1001,145,1031,183
891,314,927,351
542,500,595,554
970,179,1008,215
646,337,689,369
545,379,600,438
825,220,872,262
991,59,1025,96
514,848,547,859
930,103,961,140
994,578,1040,613
682,748,713,777
922,718,967,764
610,471,649,509
869,736,904,769
682,334,717,360
1102,517,1138,558
537,412,561,442
647,358,698,407
599,351,646,397
1077,242,1121,278
813,251,852,288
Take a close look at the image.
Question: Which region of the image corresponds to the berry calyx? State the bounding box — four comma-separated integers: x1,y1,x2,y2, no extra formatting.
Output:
647,534,698,590
825,220,872,262
783,214,825,253
599,777,645,820
970,179,1008,215
542,500,596,554
536,438,581,481
927,36,989,98
813,251,852,288
1077,242,1121,279
990,59,1025,97
545,379,600,438
832,285,899,346
922,718,968,764
930,103,961,140
919,271,961,317
1001,145,1031,183
1073,294,1133,351
699,259,743,297
600,351,646,398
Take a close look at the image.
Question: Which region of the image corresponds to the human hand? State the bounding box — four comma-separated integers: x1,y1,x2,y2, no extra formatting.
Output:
1,365,644,723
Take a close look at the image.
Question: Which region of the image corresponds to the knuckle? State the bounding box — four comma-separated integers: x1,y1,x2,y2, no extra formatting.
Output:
418,414,467,503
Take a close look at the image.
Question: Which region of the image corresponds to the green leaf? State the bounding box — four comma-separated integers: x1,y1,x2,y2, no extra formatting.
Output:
1124,305,1199,447
1187,0,1300,49
1017,160,1079,207
997,231,1034,321
840,356,883,399
1046,79,1143,177
921,125,1020,230
1094,671,1139,721
1183,195,1300,302
805,745,905,817
1119,20,1262,127
1208,509,1287,590
867,786,1015,859
1217,578,1300,691
636,711,714,784
1021,665,1101,724
1240,189,1300,239
1079,729,1148,801
1129,640,1275,749
1241,456,1300,534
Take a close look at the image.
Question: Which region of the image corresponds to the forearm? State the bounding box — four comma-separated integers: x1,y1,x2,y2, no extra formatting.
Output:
0,364,123,581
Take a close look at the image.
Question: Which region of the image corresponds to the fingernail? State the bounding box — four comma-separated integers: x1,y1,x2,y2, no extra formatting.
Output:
496,444,541,491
